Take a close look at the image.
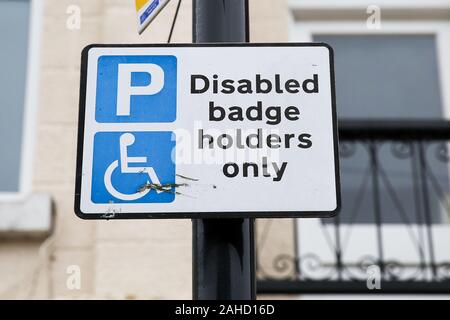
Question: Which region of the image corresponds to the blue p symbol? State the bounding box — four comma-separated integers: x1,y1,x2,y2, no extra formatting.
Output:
95,55,177,123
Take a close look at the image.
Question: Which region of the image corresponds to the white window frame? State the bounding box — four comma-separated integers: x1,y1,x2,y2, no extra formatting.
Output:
290,4,450,281
288,0,450,11
0,0,43,201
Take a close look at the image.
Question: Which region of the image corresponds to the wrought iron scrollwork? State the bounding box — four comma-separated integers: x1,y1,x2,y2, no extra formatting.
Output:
257,121,450,293
435,143,450,163
339,142,357,158
272,254,297,280
391,142,412,159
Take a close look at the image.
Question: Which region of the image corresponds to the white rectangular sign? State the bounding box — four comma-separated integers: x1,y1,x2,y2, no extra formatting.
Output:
75,44,340,219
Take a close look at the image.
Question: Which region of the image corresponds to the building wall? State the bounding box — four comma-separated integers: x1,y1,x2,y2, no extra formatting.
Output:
0,0,289,299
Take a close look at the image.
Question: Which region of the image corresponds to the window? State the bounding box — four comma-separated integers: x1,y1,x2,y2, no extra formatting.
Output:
0,0,31,193
290,7,450,281
314,34,448,224
0,0,50,235
0,0,42,200
314,34,443,120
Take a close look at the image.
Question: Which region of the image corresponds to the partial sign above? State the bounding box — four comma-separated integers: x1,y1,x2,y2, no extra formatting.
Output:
135,0,172,34
75,43,340,219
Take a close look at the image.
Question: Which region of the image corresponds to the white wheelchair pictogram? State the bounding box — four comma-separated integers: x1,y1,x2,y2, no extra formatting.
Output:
104,133,162,201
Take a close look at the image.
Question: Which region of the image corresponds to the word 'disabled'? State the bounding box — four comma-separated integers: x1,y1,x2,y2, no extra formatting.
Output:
190,74,319,95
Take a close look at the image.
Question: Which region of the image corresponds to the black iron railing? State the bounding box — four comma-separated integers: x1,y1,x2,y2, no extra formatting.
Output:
256,120,450,294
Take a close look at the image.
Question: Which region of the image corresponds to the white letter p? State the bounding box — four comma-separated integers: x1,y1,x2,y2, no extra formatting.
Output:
116,63,165,116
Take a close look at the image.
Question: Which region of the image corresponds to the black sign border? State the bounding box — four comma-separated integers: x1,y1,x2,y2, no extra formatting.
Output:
75,43,341,220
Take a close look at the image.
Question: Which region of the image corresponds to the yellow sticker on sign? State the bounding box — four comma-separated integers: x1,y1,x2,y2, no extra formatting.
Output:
135,0,147,11
135,0,172,34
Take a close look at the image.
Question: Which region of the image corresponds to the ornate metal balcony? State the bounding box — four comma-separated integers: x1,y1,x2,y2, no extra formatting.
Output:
257,120,450,294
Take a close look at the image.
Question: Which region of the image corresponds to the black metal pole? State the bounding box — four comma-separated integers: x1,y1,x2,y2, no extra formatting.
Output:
192,0,255,300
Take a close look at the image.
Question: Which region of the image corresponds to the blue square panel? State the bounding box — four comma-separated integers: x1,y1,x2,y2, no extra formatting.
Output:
95,55,177,123
92,131,176,204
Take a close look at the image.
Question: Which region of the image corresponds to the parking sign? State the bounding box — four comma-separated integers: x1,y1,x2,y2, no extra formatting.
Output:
75,43,340,219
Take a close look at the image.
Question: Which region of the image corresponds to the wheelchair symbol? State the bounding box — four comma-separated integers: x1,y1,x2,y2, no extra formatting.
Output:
104,132,162,201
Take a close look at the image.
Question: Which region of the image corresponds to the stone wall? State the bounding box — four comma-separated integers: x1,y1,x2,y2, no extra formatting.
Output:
0,0,289,299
